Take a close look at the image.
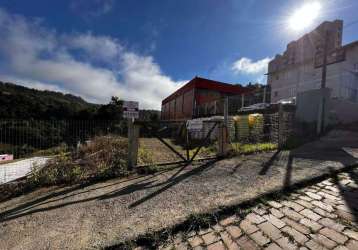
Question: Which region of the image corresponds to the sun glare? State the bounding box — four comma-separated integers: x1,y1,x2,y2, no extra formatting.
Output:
288,2,322,31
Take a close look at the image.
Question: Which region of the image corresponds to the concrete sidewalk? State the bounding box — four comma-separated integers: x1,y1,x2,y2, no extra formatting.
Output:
0,130,357,249
0,157,50,184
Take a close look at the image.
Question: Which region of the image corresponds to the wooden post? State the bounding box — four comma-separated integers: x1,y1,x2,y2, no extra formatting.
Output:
127,118,139,170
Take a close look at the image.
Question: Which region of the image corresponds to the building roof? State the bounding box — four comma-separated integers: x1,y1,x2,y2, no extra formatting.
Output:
162,77,248,104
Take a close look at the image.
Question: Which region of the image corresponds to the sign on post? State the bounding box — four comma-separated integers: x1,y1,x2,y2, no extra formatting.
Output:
123,101,139,119
186,119,203,131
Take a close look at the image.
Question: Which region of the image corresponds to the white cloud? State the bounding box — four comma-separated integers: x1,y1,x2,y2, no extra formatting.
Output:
232,57,271,75
0,8,184,109
231,57,271,84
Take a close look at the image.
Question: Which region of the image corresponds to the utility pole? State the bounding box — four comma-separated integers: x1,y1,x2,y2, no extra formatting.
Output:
319,30,329,135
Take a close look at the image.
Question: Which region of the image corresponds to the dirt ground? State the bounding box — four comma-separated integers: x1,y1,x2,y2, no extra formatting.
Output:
139,137,215,164
0,130,357,250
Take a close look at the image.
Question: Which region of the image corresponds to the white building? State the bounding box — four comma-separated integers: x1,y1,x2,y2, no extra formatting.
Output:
268,20,358,103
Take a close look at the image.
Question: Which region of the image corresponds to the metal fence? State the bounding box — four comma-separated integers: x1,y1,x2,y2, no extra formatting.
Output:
0,120,126,159
0,119,127,185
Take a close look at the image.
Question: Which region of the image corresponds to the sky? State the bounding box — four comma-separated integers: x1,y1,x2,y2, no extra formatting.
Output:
0,0,357,109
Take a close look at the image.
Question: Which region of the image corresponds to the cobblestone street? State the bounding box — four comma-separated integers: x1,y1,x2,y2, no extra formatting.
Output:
158,170,358,250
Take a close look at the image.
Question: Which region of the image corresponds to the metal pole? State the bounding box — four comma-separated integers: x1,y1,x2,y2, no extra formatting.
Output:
320,30,329,135
263,86,267,103
224,96,229,127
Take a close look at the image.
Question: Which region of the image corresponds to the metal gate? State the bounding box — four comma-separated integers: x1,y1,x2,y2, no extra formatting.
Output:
135,120,220,167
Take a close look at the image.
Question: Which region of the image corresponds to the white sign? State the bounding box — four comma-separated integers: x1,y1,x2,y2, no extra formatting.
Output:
187,120,203,131
123,101,139,119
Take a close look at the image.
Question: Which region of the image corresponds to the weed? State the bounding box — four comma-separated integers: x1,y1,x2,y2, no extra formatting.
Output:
230,142,277,155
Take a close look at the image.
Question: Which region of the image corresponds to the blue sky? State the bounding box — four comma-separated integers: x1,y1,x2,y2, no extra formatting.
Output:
0,0,357,109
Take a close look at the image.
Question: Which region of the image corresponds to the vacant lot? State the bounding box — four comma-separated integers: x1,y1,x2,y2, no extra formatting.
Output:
0,130,357,250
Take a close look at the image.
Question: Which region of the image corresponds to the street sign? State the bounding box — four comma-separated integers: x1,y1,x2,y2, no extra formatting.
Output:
186,119,203,131
123,101,139,119
314,47,345,68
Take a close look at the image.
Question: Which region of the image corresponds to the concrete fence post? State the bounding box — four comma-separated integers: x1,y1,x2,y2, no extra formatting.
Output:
278,103,285,149
127,119,139,170
217,122,229,158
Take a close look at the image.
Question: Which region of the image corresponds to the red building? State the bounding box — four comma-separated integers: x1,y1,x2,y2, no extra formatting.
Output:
161,77,249,120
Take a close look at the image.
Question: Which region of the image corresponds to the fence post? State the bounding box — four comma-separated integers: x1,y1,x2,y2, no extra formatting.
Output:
217,121,229,158
127,119,139,170
278,103,285,149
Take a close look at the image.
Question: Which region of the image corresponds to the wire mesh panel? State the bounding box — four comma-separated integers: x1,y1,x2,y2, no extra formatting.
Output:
0,120,125,159
137,121,188,166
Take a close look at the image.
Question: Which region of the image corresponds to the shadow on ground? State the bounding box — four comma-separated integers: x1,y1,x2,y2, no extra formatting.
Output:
0,160,218,222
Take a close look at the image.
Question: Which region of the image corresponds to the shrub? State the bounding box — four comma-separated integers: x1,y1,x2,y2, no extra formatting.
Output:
28,136,129,186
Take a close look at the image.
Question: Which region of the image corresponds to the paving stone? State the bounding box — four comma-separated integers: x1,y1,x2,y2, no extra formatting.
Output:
198,227,213,235
305,239,329,250
300,209,322,221
275,236,298,249
187,231,196,237
336,204,352,213
264,214,286,229
226,225,242,239
174,242,189,250
239,219,259,234
250,230,271,246
202,232,220,245
258,221,282,240
318,191,340,201
336,209,355,222
324,186,340,193
319,228,349,244
299,195,313,202
236,235,260,250
220,215,238,226
333,246,349,250
299,218,323,232
265,242,282,250
270,208,285,219
188,236,204,248
207,240,226,250
254,207,268,215
346,239,358,250
314,207,338,219
343,229,358,241
281,207,304,221
295,199,314,209
323,198,341,206
268,201,283,209
322,180,333,186
193,246,205,250
318,218,346,232
281,226,309,244
299,247,309,250
306,192,322,200
282,217,310,234
309,234,337,249
312,201,335,212
246,212,267,224
220,231,240,250
282,201,305,212
213,224,225,232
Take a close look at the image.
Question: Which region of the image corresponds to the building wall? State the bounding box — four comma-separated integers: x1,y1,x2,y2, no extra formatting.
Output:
161,88,195,121
268,20,358,103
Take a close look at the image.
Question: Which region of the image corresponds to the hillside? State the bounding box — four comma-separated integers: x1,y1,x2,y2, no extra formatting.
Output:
0,81,98,119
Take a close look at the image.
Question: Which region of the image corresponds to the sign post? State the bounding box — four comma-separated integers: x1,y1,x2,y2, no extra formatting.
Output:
124,101,139,170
